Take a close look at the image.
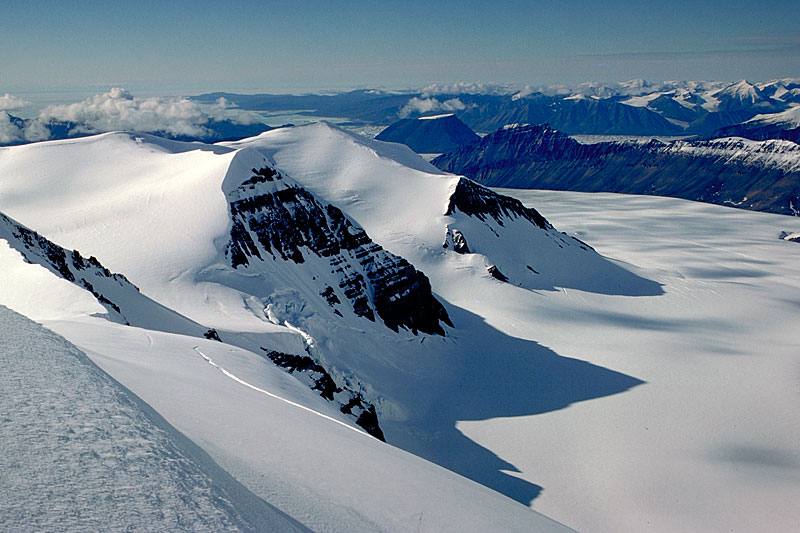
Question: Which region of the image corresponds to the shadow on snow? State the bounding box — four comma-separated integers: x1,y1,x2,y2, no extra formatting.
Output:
383,303,645,506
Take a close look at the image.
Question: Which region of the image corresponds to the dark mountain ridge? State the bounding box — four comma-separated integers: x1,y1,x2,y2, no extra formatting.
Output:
433,124,800,216
375,114,479,153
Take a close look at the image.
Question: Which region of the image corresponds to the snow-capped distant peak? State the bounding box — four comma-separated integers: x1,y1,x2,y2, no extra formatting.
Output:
418,113,455,120
715,79,764,102
621,78,650,88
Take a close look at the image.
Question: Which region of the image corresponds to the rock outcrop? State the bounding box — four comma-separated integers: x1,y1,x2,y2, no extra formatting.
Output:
226,164,453,335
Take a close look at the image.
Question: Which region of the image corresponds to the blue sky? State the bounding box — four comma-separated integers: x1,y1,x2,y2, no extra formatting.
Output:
2,0,798,95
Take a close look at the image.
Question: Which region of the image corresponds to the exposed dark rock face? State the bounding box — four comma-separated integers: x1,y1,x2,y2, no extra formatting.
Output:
452,230,470,254
445,177,551,230
320,286,341,306
487,265,508,282
375,114,479,153
261,349,385,441
434,124,800,216
780,231,800,243
226,166,453,335
443,226,470,254
0,212,135,322
711,122,800,144
204,329,222,342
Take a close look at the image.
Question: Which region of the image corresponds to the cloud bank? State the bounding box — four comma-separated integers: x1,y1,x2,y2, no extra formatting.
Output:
0,89,259,144
398,97,466,118
418,81,545,101
39,88,256,137
0,94,29,111
420,82,520,97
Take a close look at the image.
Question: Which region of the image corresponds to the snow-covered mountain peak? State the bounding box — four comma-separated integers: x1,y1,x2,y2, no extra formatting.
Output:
221,146,285,199
221,154,453,336
713,79,770,108
725,79,758,93
227,121,445,176
618,78,653,94
5,129,234,156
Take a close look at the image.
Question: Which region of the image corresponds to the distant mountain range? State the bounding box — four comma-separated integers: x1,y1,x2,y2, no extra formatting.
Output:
709,105,800,144
3,78,798,147
432,123,800,216
193,78,800,138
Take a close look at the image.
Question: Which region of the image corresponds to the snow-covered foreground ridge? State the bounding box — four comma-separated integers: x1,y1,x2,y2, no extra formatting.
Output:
0,305,305,532
0,124,594,531
3,122,798,531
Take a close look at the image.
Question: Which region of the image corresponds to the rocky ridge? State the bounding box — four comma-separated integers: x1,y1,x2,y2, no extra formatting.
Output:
225,163,453,336
433,124,800,215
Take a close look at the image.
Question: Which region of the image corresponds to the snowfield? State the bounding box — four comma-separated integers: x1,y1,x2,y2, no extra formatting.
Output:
1,124,799,531
0,129,570,532
482,188,800,532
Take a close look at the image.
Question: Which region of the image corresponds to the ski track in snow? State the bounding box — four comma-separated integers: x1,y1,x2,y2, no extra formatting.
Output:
193,346,368,437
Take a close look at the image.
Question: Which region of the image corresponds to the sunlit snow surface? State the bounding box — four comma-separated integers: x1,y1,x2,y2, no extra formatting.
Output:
464,189,800,532
0,130,569,531
0,306,304,532
1,126,799,531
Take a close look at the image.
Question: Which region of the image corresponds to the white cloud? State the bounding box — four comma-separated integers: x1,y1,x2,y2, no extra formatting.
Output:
36,88,257,138
420,82,520,97
0,94,29,111
0,89,263,145
511,85,536,100
398,97,466,118
22,119,51,142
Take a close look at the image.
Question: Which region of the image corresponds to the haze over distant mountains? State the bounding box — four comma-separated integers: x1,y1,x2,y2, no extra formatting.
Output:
192,78,800,137
3,78,799,147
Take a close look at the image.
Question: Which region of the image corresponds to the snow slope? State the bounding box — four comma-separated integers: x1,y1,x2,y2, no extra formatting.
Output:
0,131,572,531
3,123,798,531
467,189,800,532
745,104,800,127
0,305,304,532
